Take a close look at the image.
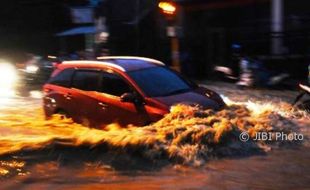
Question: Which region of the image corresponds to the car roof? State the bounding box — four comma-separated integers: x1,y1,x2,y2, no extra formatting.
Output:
60,56,165,72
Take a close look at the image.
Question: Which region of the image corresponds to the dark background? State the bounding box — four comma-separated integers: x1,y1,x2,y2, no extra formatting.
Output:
0,0,309,79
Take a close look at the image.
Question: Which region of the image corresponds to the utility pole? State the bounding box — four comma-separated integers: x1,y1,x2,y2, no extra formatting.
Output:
271,0,284,55
159,1,181,72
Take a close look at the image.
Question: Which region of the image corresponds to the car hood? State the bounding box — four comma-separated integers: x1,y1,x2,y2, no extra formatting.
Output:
153,89,224,110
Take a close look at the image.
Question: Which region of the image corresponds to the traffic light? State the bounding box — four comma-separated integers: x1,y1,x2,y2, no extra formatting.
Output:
158,1,176,16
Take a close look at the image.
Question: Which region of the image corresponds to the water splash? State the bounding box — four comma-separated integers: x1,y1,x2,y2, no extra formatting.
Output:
0,98,308,172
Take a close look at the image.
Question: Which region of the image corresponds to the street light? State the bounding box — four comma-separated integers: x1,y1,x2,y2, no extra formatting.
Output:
158,1,181,72
158,2,176,15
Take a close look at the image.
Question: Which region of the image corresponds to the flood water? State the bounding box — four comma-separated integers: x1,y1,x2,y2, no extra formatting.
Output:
1,147,309,190
0,83,309,190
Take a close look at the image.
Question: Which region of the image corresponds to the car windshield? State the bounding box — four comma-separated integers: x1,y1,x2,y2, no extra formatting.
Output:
128,66,194,97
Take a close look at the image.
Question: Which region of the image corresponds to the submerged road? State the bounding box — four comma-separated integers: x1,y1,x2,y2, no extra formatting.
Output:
0,82,309,190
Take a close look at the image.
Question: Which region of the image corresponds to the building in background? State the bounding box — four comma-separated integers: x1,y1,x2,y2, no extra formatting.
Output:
0,0,309,79
0,0,91,58
176,0,310,78
56,5,97,58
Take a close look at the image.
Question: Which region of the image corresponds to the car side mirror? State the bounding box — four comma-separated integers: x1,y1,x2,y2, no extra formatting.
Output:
120,92,137,103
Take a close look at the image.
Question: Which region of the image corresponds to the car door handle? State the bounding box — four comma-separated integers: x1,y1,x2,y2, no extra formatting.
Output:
64,93,72,100
98,102,108,109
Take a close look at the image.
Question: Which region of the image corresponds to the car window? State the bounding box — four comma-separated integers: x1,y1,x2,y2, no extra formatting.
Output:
99,71,132,96
72,70,100,91
128,67,192,97
48,68,74,87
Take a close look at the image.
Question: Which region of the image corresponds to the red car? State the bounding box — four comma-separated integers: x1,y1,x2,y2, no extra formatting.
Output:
43,57,225,127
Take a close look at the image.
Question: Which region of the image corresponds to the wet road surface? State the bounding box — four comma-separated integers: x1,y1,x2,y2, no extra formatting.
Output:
0,83,309,190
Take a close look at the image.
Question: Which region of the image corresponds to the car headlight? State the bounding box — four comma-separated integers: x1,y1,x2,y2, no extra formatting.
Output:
0,63,18,88
25,65,39,74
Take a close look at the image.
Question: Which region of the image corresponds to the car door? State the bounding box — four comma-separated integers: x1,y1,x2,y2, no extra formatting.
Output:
93,70,150,127
69,69,102,126
44,68,76,117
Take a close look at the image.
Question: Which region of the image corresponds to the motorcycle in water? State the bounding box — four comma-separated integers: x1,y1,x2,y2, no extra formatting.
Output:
293,64,310,112
293,84,310,113
214,57,290,88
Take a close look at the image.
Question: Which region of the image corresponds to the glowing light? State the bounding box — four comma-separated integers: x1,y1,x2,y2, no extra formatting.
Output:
48,55,57,59
30,91,43,99
25,65,39,74
299,84,310,93
0,168,9,176
159,2,176,15
214,66,233,75
0,62,18,90
0,89,15,98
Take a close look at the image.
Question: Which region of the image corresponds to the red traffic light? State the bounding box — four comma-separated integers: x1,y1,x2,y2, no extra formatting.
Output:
158,2,176,15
